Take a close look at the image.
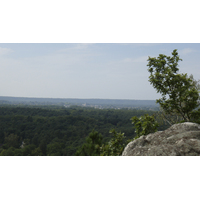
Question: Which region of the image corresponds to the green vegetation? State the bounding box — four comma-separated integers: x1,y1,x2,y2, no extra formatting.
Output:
131,114,159,139
0,105,165,156
100,129,127,156
75,130,103,156
147,49,200,124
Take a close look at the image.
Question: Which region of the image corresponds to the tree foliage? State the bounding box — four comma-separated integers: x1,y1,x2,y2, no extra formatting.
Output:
147,49,200,123
75,129,127,156
0,106,162,156
100,129,127,156
131,114,159,139
75,130,103,156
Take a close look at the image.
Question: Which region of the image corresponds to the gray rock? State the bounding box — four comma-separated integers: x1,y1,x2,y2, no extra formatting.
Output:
122,122,200,156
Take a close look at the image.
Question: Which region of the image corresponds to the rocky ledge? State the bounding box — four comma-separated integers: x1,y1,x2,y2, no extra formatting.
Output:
122,122,200,156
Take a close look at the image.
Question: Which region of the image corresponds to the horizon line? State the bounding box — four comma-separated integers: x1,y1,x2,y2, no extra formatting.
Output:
0,95,157,101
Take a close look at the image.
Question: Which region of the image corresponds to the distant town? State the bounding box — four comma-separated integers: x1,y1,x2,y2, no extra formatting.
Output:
0,96,159,110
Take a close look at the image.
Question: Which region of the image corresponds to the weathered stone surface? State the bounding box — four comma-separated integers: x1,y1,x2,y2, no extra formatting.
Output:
122,122,200,156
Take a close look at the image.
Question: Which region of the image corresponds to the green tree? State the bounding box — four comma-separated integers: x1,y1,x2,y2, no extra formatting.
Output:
147,49,200,123
47,142,65,156
39,140,47,156
100,129,127,156
0,147,16,156
31,147,43,156
4,134,20,148
75,130,103,156
131,114,159,139
189,74,200,123
21,144,36,156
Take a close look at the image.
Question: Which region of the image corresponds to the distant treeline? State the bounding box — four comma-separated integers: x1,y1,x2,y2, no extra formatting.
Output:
0,96,159,109
0,105,168,156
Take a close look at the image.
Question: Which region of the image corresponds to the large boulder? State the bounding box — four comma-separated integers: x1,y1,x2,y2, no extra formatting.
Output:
122,122,200,156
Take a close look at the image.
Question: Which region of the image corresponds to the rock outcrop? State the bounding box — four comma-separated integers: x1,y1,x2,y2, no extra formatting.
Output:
122,122,200,156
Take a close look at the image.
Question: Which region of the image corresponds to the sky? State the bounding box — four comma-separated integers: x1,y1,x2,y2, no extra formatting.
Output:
1,1,200,199
0,43,200,100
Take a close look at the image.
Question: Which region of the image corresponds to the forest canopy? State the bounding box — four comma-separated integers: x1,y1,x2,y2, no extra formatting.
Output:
0,105,165,156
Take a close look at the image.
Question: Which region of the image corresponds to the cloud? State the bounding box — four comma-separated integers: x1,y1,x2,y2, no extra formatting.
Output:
58,43,94,53
123,56,148,63
0,47,13,56
123,58,132,62
133,43,161,47
72,43,94,50
119,43,161,47
179,48,195,55
133,56,149,63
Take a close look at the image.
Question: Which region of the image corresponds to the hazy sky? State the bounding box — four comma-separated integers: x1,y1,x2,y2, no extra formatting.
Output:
1,1,200,198
0,43,199,100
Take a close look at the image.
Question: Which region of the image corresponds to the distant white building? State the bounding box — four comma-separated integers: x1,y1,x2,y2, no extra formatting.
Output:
20,141,25,149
